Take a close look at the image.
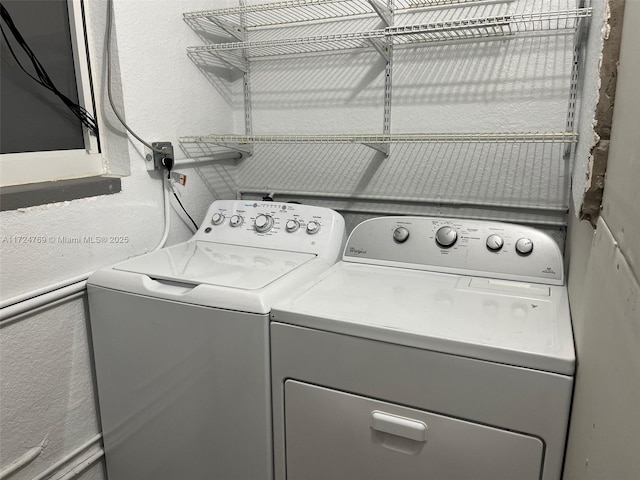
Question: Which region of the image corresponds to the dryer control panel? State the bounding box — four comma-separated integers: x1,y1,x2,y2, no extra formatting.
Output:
193,200,346,261
343,216,564,285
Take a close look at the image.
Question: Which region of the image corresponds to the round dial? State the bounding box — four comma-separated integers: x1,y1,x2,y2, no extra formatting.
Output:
285,219,300,233
393,227,410,243
435,226,458,248
211,213,225,225
229,215,244,227
254,214,274,233
306,221,321,235
486,234,504,252
515,237,534,256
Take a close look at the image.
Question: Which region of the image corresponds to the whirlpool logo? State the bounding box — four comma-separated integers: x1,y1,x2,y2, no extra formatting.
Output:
349,246,367,256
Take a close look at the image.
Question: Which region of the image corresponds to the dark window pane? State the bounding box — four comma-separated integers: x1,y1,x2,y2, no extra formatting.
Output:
1,0,85,154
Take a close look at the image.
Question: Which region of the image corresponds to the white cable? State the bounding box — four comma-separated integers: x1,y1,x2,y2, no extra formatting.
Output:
0,288,86,325
31,435,102,480
154,178,171,251
104,0,170,250
50,449,104,480
0,272,92,310
0,438,48,479
105,0,161,153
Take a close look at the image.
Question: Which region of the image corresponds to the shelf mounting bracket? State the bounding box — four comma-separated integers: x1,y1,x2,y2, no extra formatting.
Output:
367,0,393,26
363,142,390,155
215,142,254,155
187,48,248,72
213,52,249,73
367,38,390,62
207,16,245,42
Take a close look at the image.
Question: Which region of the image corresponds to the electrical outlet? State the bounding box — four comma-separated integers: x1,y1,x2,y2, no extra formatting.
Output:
145,142,174,171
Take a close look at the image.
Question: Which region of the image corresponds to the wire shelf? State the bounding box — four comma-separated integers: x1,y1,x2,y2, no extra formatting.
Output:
184,0,493,30
231,140,572,220
187,8,592,59
189,29,384,58
180,132,578,148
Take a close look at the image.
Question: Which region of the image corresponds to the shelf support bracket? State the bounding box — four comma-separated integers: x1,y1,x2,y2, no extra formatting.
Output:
367,0,393,27
212,52,249,73
362,142,390,155
367,38,390,62
207,16,245,42
216,142,254,155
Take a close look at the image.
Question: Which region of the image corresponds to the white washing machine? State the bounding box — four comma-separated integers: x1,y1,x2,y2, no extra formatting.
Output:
87,200,345,480
270,216,575,480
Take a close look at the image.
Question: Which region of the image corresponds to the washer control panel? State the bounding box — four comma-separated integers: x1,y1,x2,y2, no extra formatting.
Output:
344,216,564,285
193,200,346,259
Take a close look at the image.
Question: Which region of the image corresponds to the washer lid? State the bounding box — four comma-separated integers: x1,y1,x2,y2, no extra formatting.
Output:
113,241,315,290
271,263,575,375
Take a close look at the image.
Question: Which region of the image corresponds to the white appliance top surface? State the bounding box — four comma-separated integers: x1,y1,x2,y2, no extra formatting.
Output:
271,262,575,375
88,200,347,314
113,241,315,290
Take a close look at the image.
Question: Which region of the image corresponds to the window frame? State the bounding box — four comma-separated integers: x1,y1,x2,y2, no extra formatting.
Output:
0,0,104,188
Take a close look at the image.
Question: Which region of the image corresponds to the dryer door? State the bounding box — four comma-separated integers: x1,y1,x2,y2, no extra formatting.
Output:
284,380,543,480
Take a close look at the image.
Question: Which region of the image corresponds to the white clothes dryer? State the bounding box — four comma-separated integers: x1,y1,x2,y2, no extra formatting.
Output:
270,216,575,480
87,200,345,480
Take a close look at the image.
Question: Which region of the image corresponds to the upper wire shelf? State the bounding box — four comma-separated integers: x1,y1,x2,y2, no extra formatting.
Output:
181,132,578,143
187,8,592,60
184,0,495,30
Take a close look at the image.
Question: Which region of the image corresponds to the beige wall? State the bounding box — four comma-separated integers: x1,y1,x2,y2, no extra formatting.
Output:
563,1,640,478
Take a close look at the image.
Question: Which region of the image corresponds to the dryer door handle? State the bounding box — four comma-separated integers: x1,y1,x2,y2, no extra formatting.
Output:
370,411,428,442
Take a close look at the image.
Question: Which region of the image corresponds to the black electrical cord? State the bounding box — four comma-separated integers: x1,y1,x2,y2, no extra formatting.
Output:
172,191,199,230
0,2,99,137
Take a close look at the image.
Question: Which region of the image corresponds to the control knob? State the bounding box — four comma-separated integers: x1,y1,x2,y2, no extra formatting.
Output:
486,234,504,252
515,238,534,256
306,221,320,235
211,213,225,225
229,215,244,227
393,227,410,243
435,226,458,248
254,214,274,233
285,219,300,233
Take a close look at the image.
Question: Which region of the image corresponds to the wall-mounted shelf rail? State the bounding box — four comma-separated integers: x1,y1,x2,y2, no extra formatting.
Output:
184,0,494,30
187,8,592,59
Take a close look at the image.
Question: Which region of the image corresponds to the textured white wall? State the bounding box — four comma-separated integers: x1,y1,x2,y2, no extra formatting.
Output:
0,298,103,480
0,0,235,478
